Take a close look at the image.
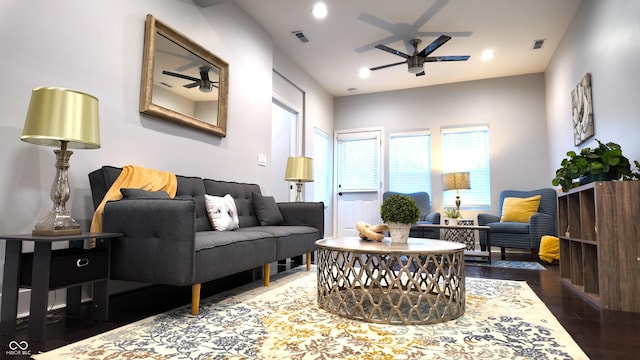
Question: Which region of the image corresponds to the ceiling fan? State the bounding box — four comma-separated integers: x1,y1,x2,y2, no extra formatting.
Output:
370,35,470,76
162,66,218,92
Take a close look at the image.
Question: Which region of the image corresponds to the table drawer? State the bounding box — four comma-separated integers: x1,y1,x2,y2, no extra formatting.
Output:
20,249,109,289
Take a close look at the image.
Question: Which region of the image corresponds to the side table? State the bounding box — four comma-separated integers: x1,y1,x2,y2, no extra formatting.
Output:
414,223,492,264
0,232,122,340
443,219,476,250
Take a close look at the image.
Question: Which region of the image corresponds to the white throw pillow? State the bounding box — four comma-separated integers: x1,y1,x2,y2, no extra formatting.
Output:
205,194,239,231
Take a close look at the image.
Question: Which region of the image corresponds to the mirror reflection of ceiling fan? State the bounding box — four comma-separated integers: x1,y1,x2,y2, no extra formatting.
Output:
162,66,218,92
370,35,470,76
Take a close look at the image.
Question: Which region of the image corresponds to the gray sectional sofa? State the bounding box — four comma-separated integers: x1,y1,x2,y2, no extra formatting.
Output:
88,166,324,314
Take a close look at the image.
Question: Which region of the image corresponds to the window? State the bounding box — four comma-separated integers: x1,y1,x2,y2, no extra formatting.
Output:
313,127,331,206
388,131,431,194
336,131,380,192
441,126,491,209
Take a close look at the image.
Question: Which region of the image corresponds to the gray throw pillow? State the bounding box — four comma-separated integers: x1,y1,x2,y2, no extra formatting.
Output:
120,188,170,199
252,192,283,226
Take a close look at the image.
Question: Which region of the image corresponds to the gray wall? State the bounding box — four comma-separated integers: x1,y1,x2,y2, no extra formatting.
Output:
0,0,333,313
334,73,551,220
545,0,640,172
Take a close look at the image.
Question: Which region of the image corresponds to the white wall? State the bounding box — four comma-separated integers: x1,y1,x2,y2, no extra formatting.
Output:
0,0,273,236
546,0,640,174
0,0,335,313
334,73,551,220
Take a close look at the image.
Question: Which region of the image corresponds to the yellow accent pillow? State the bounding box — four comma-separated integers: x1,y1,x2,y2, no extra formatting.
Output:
500,195,541,223
539,235,560,263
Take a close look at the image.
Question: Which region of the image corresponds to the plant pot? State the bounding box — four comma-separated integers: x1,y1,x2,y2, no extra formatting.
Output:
444,218,458,226
387,222,411,243
579,173,610,185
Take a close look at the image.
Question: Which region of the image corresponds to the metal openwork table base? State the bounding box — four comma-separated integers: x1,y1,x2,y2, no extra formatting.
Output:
316,237,466,325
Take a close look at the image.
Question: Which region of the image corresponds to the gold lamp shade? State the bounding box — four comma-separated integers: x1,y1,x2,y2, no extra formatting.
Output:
443,172,470,191
284,156,313,182
21,87,100,149
443,172,470,211
21,87,101,235
284,156,313,202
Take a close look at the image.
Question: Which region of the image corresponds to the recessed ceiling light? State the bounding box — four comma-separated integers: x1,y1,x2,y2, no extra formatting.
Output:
312,3,328,19
481,49,495,61
359,68,370,78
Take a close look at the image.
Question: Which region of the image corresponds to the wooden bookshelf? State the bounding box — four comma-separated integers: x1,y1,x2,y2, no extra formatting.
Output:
557,181,640,312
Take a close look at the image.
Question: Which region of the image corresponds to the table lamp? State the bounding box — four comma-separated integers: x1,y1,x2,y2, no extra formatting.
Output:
443,171,470,211
21,87,100,236
284,156,313,202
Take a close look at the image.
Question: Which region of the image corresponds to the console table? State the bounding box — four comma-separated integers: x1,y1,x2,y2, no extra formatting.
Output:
0,232,122,340
413,223,492,264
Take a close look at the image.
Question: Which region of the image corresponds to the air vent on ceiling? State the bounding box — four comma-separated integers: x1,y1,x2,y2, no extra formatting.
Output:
532,39,545,50
292,30,309,43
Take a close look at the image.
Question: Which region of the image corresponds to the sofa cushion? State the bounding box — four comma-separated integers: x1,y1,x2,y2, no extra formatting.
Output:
489,221,530,234
195,229,275,251
120,188,170,199
500,195,541,223
176,175,212,232
204,179,261,228
252,192,283,226
205,194,240,231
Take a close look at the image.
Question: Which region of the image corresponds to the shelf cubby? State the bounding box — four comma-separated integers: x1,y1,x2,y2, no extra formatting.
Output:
557,181,640,312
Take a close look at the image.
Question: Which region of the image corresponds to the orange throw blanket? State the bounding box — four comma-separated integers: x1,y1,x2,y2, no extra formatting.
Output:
90,165,178,234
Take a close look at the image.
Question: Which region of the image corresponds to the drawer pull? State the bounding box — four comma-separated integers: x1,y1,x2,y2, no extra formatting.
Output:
76,258,90,267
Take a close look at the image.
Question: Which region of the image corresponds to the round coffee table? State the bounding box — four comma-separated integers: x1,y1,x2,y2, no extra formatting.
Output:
316,237,466,325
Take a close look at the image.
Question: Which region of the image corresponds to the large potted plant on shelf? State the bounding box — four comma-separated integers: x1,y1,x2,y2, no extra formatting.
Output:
552,139,639,191
380,194,420,243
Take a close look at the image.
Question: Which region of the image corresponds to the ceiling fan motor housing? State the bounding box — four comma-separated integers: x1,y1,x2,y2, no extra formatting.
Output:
407,56,424,73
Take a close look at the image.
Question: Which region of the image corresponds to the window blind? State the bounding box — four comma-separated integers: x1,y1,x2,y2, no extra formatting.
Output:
313,127,331,206
388,131,431,194
441,126,491,209
337,132,380,191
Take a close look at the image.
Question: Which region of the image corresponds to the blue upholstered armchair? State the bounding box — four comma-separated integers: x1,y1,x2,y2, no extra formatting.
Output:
477,188,557,260
382,192,441,239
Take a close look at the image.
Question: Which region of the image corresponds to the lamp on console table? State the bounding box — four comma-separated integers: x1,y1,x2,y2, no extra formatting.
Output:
443,171,471,211
21,87,100,236
284,156,313,202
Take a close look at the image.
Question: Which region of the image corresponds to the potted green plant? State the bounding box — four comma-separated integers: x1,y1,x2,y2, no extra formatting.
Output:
552,139,634,191
380,194,420,243
444,207,461,225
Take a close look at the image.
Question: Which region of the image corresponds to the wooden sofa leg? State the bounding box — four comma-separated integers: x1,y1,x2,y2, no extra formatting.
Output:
264,263,270,286
500,247,506,260
306,252,311,271
191,283,201,315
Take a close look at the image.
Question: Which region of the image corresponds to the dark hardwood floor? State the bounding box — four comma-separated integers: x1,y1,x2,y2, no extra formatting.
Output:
1,253,638,359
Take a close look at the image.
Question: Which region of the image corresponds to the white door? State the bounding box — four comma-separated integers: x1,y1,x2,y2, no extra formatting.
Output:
271,100,298,202
335,129,383,237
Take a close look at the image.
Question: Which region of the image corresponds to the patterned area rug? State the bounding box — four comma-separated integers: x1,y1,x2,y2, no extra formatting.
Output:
34,266,587,360
467,259,547,270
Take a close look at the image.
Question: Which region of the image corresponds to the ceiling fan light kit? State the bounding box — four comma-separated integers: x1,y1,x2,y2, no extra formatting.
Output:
370,35,469,77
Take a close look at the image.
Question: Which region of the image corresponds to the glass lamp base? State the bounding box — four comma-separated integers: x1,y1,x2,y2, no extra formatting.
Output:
32,209,82,236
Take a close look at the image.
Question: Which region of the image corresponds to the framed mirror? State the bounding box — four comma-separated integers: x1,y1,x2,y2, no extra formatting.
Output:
140,14,229,137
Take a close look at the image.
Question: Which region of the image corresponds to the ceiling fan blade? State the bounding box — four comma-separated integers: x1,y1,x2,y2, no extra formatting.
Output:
199,67,211,82
370,61,407,71
424,55,470,62
418,35,452,57
184,82,199,88
374,44,409,59
162,70,199,82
